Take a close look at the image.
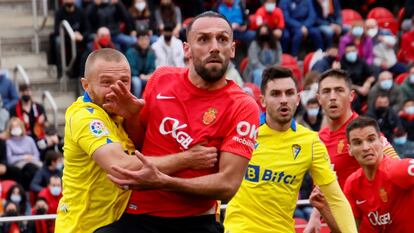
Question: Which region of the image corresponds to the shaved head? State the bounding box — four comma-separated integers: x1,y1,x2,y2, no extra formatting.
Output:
84,48,128,78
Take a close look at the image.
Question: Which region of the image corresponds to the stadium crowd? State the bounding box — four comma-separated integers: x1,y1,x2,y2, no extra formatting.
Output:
0,0,414,232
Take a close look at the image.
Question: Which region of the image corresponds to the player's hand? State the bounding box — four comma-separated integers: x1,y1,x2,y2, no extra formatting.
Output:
185,144,218,169
108,150,167,190
304,208,322,233
103,80,145,120
309,186,327,210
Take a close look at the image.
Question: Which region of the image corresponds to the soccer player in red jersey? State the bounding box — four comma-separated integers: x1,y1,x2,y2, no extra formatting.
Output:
344,116,414,233
98,11,260,233
305,69,398,232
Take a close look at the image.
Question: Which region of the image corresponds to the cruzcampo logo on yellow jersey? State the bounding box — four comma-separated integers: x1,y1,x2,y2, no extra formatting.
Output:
90,120,109,137
292,144,301,160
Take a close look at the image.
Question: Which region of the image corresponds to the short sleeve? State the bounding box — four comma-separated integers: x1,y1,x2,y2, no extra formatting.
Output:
310,135,336,186
387,158,414,189
220,96,260,159
69,108,119,157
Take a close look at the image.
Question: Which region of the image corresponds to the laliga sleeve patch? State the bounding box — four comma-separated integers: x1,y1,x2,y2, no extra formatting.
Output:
90,120,109,137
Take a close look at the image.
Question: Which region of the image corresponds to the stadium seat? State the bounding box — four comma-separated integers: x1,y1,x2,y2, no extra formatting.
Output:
239,57,249,76
341,9,363,28
303,52,315,76
398,8,405,26
367,7,399,35
281,54,302,89
1,180,17,198
395,73,409,85
182,17,194,28
294,217,308,233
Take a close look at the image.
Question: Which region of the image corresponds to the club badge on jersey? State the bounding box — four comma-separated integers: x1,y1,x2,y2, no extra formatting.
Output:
203,107,217,125
292,144,301,160
379,188,388,203
90,120,109,137
337,139,344,153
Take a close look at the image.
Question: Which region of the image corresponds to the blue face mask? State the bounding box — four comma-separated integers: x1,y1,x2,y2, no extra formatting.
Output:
380,80,393,90
265,3,276,13
405,106,414,115
394,136,407,145
345,51,358,63
50,186,61,196
307,108,319,117
352,27,364,37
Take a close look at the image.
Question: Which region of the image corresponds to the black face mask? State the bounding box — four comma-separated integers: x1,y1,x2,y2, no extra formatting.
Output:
6,210,17,216
164,35,172,42
258,34,271,42
36,208,47,215
21,95,31,102
64,2,74,10
375,107,388,116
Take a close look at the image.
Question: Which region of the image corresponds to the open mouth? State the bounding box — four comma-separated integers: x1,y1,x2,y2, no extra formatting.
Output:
363,154,375,159
279,106,290,115
329,104,338,110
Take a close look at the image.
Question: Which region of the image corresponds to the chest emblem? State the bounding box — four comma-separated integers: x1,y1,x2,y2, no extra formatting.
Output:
379,188,388,203
203,107,217,125
337,140,344,154
292,144,301,160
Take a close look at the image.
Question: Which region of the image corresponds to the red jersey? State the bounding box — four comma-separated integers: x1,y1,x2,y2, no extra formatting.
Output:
319,112,398,188
127,67,260,217
38,187,62,214
252,6,285,30
344,157,414,233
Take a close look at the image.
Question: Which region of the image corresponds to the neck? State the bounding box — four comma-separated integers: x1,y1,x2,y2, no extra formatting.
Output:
327,110,353,131
267,115,291,132
363,165,377,180
307,115,317,124
188,66,227,91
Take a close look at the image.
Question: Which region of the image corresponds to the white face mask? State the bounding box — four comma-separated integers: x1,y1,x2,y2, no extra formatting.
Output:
50,186,62,196
367,28,378,38
135,2,146,11
11,127,23,137
307,108,319,117
382,35,396,47
405,106,414,115
10,194,22,203
265,3,276,13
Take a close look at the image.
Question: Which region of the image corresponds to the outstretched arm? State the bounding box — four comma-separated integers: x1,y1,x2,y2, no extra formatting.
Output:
309,186,341,233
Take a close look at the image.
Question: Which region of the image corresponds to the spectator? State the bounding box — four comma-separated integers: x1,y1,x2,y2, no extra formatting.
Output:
401,0,414,32
128,0,157,42
392,128,414,159
0,201,30,232
151,22,185,68
373,34,407,75
312,0,342,48
365,18,392,45
0,96,10,137
339,21,374,65
36,125,62,161
398,99,414,142
0,67,19,111
85,0,136,52
367,71,403,112
54,0,86,78
280,0,324,58
5,117,42,190
217,0,256,45
29,198,54,233
0,139,23,185
244,24,282,85
226,61,244,87
365,94,402,142
299,71,320,108
38,176,62,214
30,151,63,194
252,0,285,39
10,84,47,142
5,184,31,216
399,17,414,66
311,46,340,73
125,29,156,98
155,0,182,38
296,97,323,131
400,66,414,102
340,42,375,113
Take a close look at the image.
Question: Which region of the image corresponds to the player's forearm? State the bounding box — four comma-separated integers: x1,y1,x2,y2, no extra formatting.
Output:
149,151,192,175
316,203,341,233
320,181,358,233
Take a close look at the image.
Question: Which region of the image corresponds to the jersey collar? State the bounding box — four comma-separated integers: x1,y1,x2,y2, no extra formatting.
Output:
83,92,92,103
260,112,297,132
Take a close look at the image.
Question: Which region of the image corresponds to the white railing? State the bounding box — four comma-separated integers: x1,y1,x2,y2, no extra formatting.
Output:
13,64,31,87
59,20,77,92
42,90,58,130
32,0,49,53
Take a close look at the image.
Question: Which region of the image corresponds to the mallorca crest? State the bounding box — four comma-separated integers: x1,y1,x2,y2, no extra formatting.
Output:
292,144,301,160
203,107,217,125
379,188,388,203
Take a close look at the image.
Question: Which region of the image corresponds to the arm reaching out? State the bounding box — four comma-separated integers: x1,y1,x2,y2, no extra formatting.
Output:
309,186,341,233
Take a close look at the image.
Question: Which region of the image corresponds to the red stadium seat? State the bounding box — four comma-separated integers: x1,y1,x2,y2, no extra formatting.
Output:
1,180,17,198
182,17,194,28
239,57,249,76
341,9,363,28
395,73,409,85
281,54,302,89
248,14,259,30
303,52,315,76
294,217,308,233
367,7,399,35
398,8,405,26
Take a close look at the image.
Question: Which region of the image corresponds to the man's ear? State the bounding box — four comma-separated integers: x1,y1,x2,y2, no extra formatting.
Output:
183,42,192,60
80,77,88,92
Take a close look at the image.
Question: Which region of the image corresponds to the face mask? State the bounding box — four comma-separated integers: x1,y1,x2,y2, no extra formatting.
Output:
98,36,111,47
164,35,172,42
307,108,319,117
6,210,17,216
10,194,22,203
382,35,396,47
409,74,414,84
36,207,47,215
51,186,62,196
380,79,393,90
352,26,364,37
393,136,407,145
11,127,23,137
265,3,276,13
64,2,74,9
405,106,414,115
258,34,271,42
345,51,358,63
57,162,64,171
367,27,378,37
135,2,146,11
21,94,31,102
375,107,388,115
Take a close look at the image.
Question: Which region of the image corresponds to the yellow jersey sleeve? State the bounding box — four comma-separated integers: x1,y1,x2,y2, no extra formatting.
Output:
310,135,336,186
70,107,121,157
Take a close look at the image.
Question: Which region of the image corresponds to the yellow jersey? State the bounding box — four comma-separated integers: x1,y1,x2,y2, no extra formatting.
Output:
224,120,336,233
55,94,134,233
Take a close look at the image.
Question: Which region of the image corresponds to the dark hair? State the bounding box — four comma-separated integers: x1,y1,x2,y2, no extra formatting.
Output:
18,83,31,92
261,65,298,94
186,11,232,38
45,150,62,166
346,116,381,141
6,183,28,216
255,24,277,49
163,21,176,32
318,68,352,91
307,98,319,105
345,42,356,49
